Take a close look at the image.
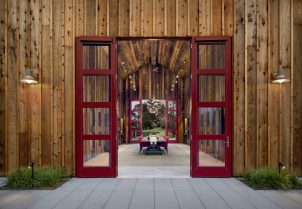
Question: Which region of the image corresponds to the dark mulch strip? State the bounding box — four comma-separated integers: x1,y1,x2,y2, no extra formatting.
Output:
0,179,68,190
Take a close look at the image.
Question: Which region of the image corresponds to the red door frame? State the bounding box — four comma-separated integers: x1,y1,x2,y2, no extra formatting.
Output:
75,36,117,177
191,36,232,177
75,36,232,178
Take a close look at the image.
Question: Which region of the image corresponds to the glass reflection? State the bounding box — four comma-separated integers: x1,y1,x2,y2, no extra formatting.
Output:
198,75,225,102
198,140,225,167
168,132,176,141
83,140,110,167
131,101,141,111
198,44,225,69
132,132,141,140
83,76,110,102
198,108,225,134
83,45,109,69
168,111,176,120
168,101,176,111
83,108,110,134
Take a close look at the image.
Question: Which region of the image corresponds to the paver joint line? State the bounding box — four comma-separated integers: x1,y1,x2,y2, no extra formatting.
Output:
101,178,121,209
0,178,301,209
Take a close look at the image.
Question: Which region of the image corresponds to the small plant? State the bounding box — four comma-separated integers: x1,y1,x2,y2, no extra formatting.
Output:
5,167,68,189
242,167,302,190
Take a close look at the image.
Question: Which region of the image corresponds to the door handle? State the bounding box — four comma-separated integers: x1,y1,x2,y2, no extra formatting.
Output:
225,136,230,148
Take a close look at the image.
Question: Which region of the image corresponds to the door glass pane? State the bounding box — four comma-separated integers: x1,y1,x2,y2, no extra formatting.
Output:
198,75,225,102
83,140,110,167
132,122,140,130
168,101,176,111
168,132,176,141
131,112,140,120
83,76,110,102
168,111,176,120
131,101,141,110
198,44,225,69
83,45,109,69
198,140,225,167
168,122,176,130
198,108,225,134
83,108,110,134
132,132,141,141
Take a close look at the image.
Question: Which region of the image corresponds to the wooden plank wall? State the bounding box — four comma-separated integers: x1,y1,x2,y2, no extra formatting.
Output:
293,0,302,175
0,0,301,176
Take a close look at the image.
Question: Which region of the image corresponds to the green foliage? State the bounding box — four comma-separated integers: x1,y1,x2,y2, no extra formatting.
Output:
142,100,165,130
242,167,302,190
142,127,166,137
6,167,68,189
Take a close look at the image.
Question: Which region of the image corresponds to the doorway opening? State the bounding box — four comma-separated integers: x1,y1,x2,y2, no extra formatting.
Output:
117,38,191,177
75,36,232,178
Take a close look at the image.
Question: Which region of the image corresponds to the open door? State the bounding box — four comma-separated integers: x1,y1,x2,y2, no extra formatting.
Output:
166,100,178,143
76,37,117,177
191,37,232,177
130,100,142,143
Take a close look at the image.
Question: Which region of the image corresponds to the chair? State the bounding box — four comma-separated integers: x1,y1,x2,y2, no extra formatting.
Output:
139,135,147,154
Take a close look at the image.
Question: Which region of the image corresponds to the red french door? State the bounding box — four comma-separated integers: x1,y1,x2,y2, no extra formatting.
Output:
76,37,117,177
191,37,232,177
166,100,178,143
130,100,142,143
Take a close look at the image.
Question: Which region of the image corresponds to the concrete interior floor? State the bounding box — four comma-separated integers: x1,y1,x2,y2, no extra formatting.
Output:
118,144,190,178
83,143,226,178
118,143,190,178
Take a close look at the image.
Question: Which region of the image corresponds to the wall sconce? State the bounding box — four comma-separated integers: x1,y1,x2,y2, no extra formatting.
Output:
20,68,38,84
271,67,290,84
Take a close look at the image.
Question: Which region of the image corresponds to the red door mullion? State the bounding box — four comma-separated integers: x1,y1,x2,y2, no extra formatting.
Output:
82,102,111,108
196,70,225,74
195,36,230,41
82,70,113,74
196,135,225,140
197,102,225,107
83,135,112,140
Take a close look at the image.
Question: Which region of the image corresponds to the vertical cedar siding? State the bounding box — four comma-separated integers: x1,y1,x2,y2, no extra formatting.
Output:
0,0,301,176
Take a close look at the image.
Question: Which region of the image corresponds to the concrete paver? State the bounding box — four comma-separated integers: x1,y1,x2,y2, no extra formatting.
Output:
129,190,154,209
0,178,301,209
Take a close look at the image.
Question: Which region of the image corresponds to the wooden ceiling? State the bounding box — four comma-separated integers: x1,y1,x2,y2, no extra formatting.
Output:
117,39,190,79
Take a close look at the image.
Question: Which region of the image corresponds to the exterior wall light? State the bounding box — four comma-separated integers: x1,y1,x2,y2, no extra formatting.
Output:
20,68,38,84
271,67,290,84
278,162,285,174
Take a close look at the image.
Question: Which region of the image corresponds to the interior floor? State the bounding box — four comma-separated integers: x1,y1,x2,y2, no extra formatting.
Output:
118,143,190,178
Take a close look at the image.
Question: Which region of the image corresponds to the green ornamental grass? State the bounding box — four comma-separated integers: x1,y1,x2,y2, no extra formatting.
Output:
242,167,302,189
6,167,68,189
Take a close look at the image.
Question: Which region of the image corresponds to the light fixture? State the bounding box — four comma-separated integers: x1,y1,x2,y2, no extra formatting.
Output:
28,162,35,180
271,67,290,84
20,68,38,84
278,162,285,174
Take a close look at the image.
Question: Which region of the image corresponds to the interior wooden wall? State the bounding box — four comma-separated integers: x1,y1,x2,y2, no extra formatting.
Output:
0,0,301,176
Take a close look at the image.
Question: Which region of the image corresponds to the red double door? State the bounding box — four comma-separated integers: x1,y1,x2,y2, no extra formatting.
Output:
76,37,231,177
